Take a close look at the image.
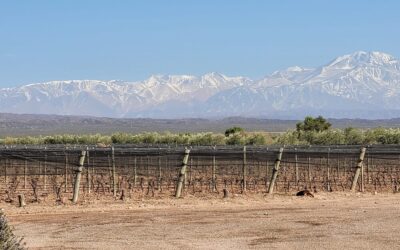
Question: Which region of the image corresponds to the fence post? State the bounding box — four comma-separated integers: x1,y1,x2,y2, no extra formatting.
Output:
86,147,91,194
189,157,193,184
175,148,191,198
44,147,47,192
351,147,367,192
147,155,150,177
361,159,364,192
367,154,370,184
72,150,87,203
133,156,137,188
265,159,269,191
268,148,284,194
327,148,330,191
212,146,217,192
24,145,27,190
242,146,247,193
5,158,7,185
294,148,299,185
308,156,311,188
111,146,117,197
361,151,365,192
158,155,162,190
18,194,26,207
337,153,340,178
65,148,68,192
24,159,27,190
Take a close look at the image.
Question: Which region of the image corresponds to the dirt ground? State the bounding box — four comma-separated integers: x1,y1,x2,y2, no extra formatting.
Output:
3,192,400,250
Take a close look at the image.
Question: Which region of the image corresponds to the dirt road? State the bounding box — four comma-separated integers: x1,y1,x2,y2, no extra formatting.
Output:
4,193,400,249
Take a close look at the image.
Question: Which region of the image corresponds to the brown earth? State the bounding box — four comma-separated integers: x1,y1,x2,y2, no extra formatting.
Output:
3,192,400,249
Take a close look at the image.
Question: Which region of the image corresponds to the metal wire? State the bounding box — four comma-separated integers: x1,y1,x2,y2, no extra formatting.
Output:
1,144,400,196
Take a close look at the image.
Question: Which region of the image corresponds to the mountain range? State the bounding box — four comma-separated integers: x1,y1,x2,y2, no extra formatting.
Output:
1,51,400,119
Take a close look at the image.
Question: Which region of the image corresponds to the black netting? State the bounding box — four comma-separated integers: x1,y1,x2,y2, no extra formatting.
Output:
0,144,399,196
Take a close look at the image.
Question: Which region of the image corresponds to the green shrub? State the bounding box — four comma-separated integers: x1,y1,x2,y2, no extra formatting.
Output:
226,134,245,145
275,130,303,145
224,127,244,137
312,130,345,145
343,127,364,145
0,210,25,249
245,134,266,145
3,127,400,146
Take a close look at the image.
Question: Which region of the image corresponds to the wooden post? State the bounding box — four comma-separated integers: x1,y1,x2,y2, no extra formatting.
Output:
24,145,27,190
108,154,112,190
268,148,284,194
158,155,162,190
65,149,68,192
242,146,247,192
361,151,365,192
72,150,87,203
223,188,229,198
44,147,47,191
212,146,217,192
308,156,311,188
111,147,117,197
294,148,299,185
370,157,373,184
91,150,95,189
361,161,364,192
86,148,91,194
189,157,193,184
24,160,27,189
337,153,340,178
183,155,187,193
327,148,330,191
133,156,137,188
38,161,41,186
351,147,367,192
5,158,7,185
175,148,190,198
18,194,26,207
367,154,370,184
147,155,150,177
166,157,169,189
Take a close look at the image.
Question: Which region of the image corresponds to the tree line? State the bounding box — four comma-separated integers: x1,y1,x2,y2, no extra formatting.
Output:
1,116,400,145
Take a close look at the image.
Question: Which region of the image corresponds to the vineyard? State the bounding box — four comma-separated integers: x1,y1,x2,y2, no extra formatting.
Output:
1,144,400,203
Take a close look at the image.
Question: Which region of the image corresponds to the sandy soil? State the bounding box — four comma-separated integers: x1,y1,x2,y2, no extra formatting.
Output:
3,192,400,250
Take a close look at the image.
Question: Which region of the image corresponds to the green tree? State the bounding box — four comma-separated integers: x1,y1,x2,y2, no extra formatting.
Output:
224,127,244,137
296,116,331,132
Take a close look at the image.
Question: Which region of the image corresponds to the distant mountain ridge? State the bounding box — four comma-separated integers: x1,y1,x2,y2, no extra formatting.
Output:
2,113,400,136
1,51,400,119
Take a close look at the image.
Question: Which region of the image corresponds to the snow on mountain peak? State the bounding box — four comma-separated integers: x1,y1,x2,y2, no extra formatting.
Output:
1,51,400,119
286,66,306,72
350,51,396,65
326,51,398,70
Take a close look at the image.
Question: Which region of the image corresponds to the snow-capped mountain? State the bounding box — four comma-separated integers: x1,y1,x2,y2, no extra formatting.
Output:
1,51,400,119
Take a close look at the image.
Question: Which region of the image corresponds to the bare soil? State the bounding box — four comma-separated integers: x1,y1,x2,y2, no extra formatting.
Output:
3,192,400,249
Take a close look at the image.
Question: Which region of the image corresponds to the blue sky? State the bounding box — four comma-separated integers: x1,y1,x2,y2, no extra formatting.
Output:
0,0,399,87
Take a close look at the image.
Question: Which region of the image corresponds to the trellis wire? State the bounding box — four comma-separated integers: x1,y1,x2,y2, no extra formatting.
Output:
1,144,400,198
